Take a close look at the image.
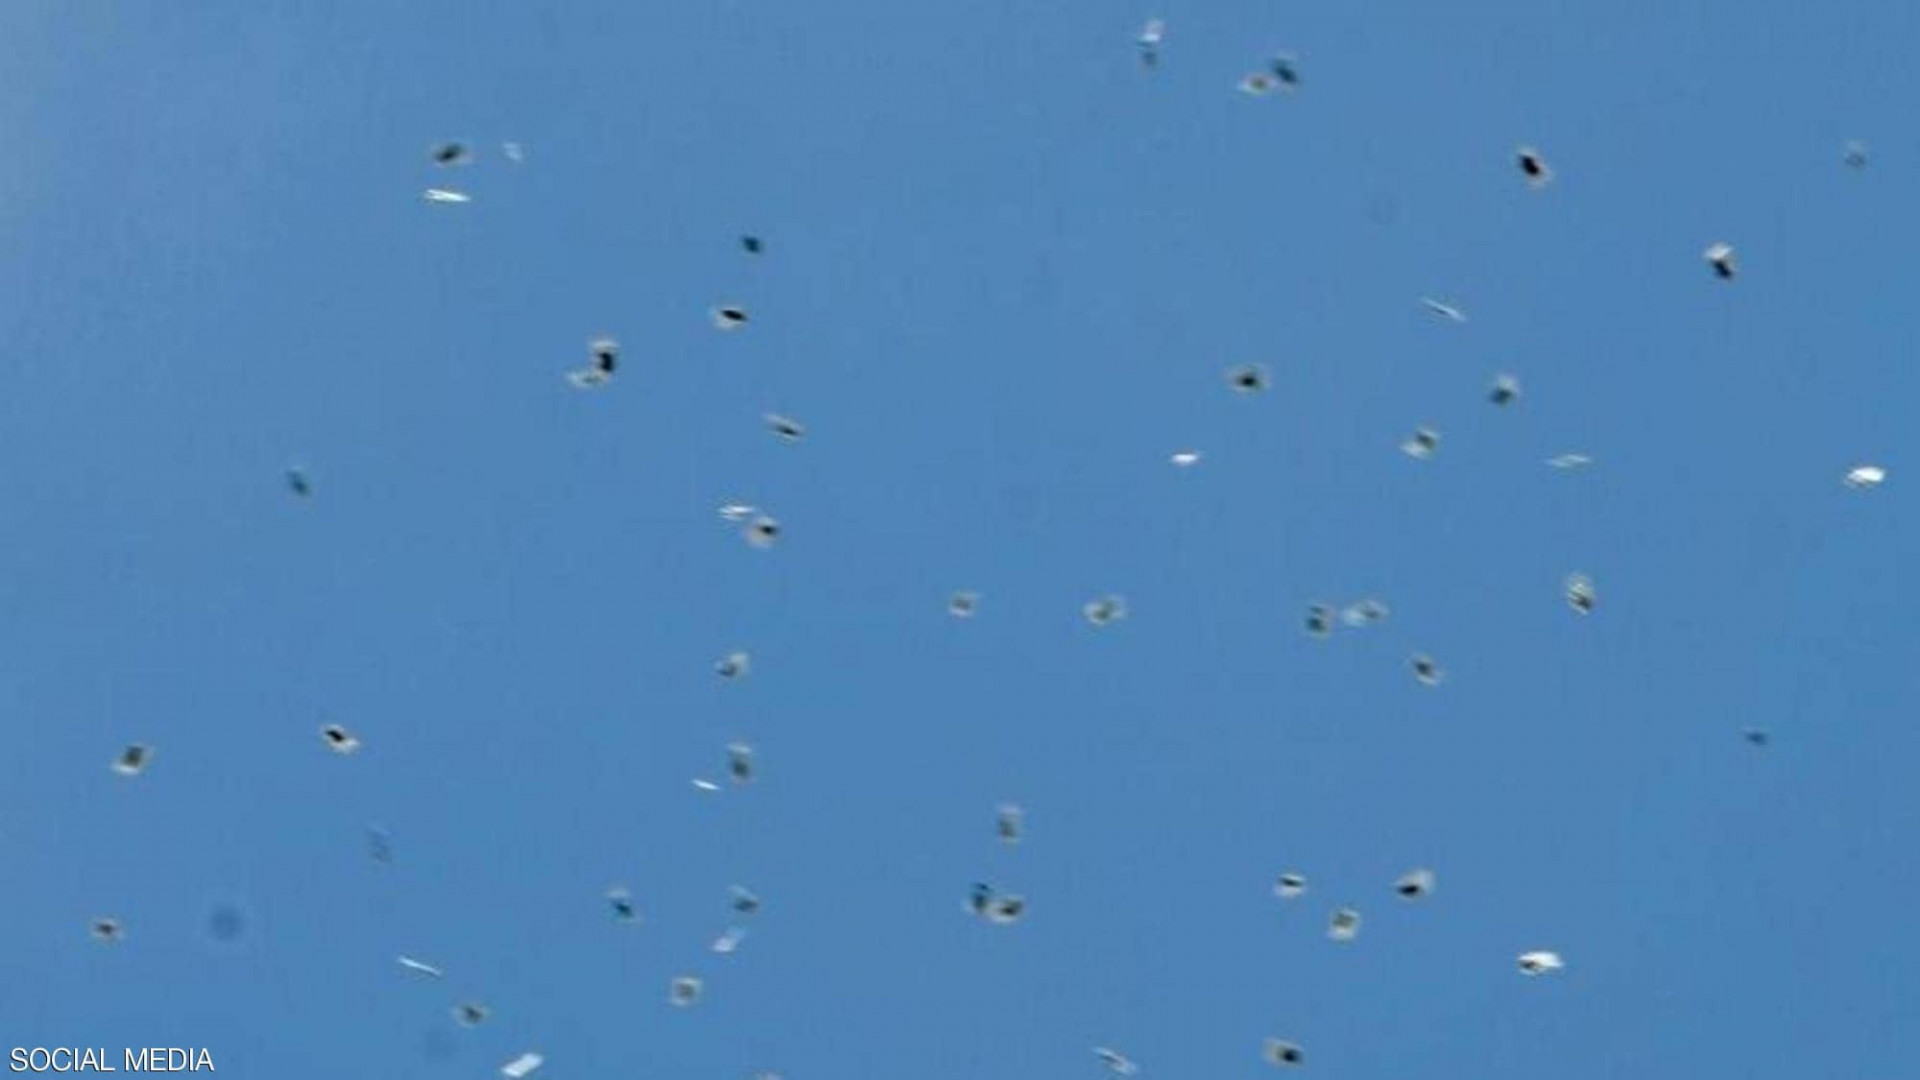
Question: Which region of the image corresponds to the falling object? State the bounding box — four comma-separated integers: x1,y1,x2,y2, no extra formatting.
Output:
719,503,757,522
1743,728,1770,747
948,591,981,618
453,1002,489,1027
1170,450,1202,467
1226,363,1272,393
1489,374,1521,406
1394,868,1437,899
986,893,1027,924
567,337,619,389
1267,52,1301,88
397,956,444,978
1305,604,1333,638
715,651,751,679
1844,465,1886,489
1844,140,1868,169
711,926,748,954
1421,297,1467,323
670,975,704,1007
741,234,764,254
996,803,1024,844
320,724,361,754
765,413,806,442
1137,18,1164,67
728,742,756,784
1516,146,1552,187
1546,453,1593,470
91,918,123,943
1083,594,1128,627
1565,573,1597,614
1518,950,1565,975
111,743,153,777
710,305,749,330
1262,1039,1305,1067
423,188,471,204
744,515,781,549
1704,242,1737,279
286,468,312,498
1274,872,1307,899
430,141,472,166
1401,427,1441,460
607,886,639,922
1341,599,1389,628
1328,907,1361,942
1410,654,1444,686
366,825,393,863
1239,72,1277,95
729,885,763,916
692,778,721,792
500,1052,544,1079
1093,1047,1140,1075
501,142,525,163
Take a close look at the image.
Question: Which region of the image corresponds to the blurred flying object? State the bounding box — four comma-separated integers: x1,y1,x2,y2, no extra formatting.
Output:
712,926,748,954
1268,52,1301,88
1262,1039,1305,1067
728,742,756,784
1083,594,1128,627
91,918,123,943
1274,872,1307,899
567,337,619,389
741,234,764,254
1488,374,1521,406
1226,363,1271,393
286,468,312,498
501,142,525,163
1743,728,1771,747
423,188,471,204
710,305,749,330
1136,18,1164,67
948,590,980,618
1239,72,1277,96
500,1052,544,1079
1401,427,1441,460
996,803,1024,844
1546,453,1593,470
1565,573,1597,614
366,825,393,864
968,882,994,917
453,1002,489,1027
986,893,1027,924
320,724,361,755
430,141,472,166
1305,605,1333,638
744,515,781,549
1518,950,1565,975
1341,599,1389,629
765,413,806,442
1394,868,1436,899
1844,140,1868,169
1704,242,1737,280
1328,907,1361,942
729,885,762,916
1516,145,1552,188
670,975,704,1006
1844,464,1886,489
607,886,639,922
692,778,721,792
1410,654,1444,686
715,651,751,679
1093,1047,1139,1075
719,503,757,523
397,956,445,979
111,743,152,777
1420,297,1467,323
1170,450,1202,467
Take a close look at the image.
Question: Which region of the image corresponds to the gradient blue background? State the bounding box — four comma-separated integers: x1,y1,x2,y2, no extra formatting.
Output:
2,1,1914,1076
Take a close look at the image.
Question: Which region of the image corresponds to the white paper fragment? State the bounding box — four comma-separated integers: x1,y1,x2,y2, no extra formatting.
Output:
692,778,721,792
91,917,123,943
1704,242,1737,280
423,188,472,204
1517,145,1552,188
111,743,153,777
1327,907,1361,942
1844,464,1886,489
716,651,751,679
1083,594,1128,627
711,926,748,954
719,503,757,523
1517,949,1564,975
1401,427,1441,460
728,742,756,785
986,893,1027,924
1420,297,1467,323
320,724,361,755
1137,18,1164,67
765,413,805,442
948,590,980,618
1410,653,1444,686
1170,450,1202,467
1546,453,1593,470
1262,1038,1305,1067
1394,868,1436,899
670,975,704,1006
607,886,639,923
501,1052,544,1079
1093,1047,1139,1075
502,142,525,163
1226,363,1271,393
1341,599,1389,628
710,304,749,330
1274,872,1307,899
397,955,445,978
996,803,1024,844
1489,374,1521,406
1565,573,1597,614
744,515,781,549
453,1001,490,1027
1239,72,1276,95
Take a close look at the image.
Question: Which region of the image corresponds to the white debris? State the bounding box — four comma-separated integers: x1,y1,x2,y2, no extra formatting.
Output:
1704,242,1737,280
765,413,806,442
423,188,472,204
320,724,361,754
501,1052,544,1079
1410,653,1445,686
1517,950,1565,975
719,503,757,522
996,803,1024,844
1546,453,1593,470
1093,1047,1139,1075
1262,1038,1305,1067
1565,573,1597,614
1844,464,1887,489
716,651,751,679
711,926,748,954
670,975,704,1006
1327,907,1361,942
1226,363,1272,393
744,515,781,549
1170,450,1203,467
710,304,749,330
1394,868,1436,899
1083,594,1128,627
1516,146,1552,188
1239,72,1277,95
1420,297,1467,323
397,955,445,978
1489,374,1521,406
111,743,153,777
1137,18,1164,66
1274,872,1307,899
985,893,1027,924
1341,599,1389,628
948,590,981,618
1401,427,1441,460
692,778,721,792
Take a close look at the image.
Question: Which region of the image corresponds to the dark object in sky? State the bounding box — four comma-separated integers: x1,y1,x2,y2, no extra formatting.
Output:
996,803,1024,843
1516,145,1552,187
111,743,152,776
729,885,762,916
715,651,750,679
711,305,749,330
969,882,993,916
453,1002,489,1027
1226,363,1271,394
1565,573,1597,614
1274,872,1307,899
948,591,980,618
765,413,806,442
741,235,764,254
91,917,123,943
320,723,360,754
1136,18,1163,67
987,893,1026,924
207,903,246,943
286,469,312,498
1305,604,1332,638
1394,868,1436,899
1263,1039,1305,1067
1083,594,1128,627
744,515,781,549
1410,653,1443,686
591,338,618,375
1704,242,1736,279
1844,140,1868,169
1401,427,1441,460
367,825,394,864
431,141,472,167
728,742,756,784
1269,53,1300,87
1743,728,1770,747
670,975,704,1007
608,886,638,922
1488,374,1520,406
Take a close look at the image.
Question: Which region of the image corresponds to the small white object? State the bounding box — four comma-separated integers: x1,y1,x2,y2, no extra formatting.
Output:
1341,599,1389,628
1093,1047,1139,1075
711,926,748,954
1083,594,1128,627
111,744,153,777
423,188,472,204
670,975,704,1006
1546,453,1593,470
397,955,444,978
1704,242,1737,279
1274,872,1307,899
501,1052,544,1079
692,778,721,792
1170,450,1202,467
1420,297,1467,322
716,651,751,679
1239,72,1276,95
502,142,525,163
719,503,757,522
1410,653,1445,686
948,590,980,618
1137,18,1164,48
1844,464,1887,489
1565,573,1597,614
984,892,1027,924
1401,427,1441,460
1328,906,1361,942
1517,949,1565,975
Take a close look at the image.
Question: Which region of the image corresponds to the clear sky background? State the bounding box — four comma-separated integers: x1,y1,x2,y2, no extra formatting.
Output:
1,1,1916,1076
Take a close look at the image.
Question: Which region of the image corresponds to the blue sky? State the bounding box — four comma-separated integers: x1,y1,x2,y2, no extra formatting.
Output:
2,1,1916,1076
